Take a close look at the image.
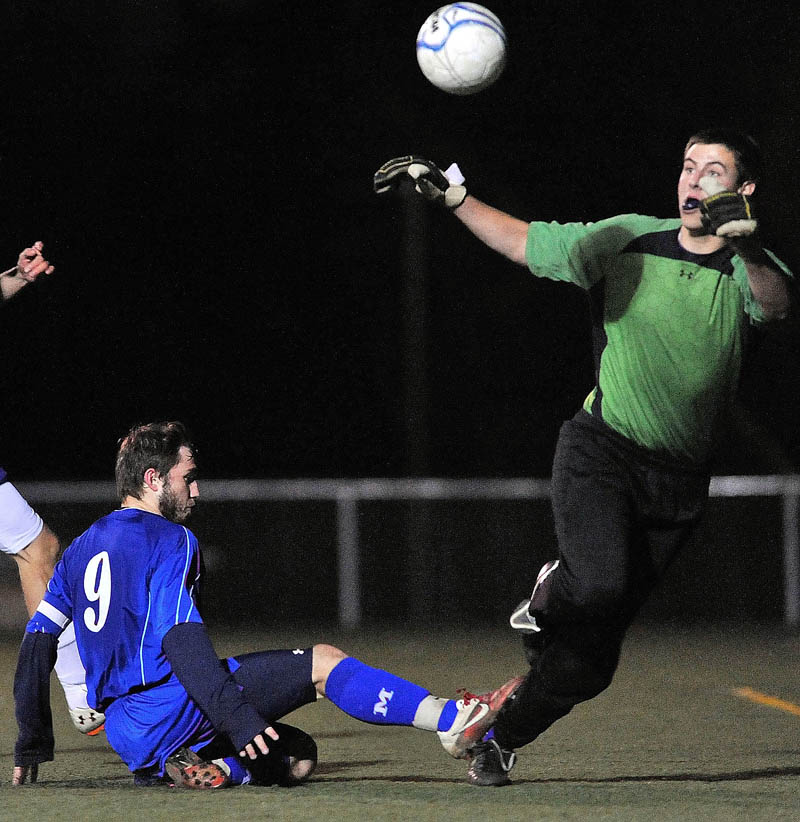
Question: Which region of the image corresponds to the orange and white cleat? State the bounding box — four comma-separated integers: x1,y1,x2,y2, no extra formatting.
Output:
437,675,525,760
164,747,231,789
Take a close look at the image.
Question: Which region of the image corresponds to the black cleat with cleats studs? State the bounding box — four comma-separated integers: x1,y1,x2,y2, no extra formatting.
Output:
467,739,517,786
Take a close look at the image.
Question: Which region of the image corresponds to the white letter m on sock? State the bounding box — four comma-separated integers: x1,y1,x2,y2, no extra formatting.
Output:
373,687,394,717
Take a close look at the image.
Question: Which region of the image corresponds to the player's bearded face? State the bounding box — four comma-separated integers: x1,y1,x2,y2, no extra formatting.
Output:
159,476,193,522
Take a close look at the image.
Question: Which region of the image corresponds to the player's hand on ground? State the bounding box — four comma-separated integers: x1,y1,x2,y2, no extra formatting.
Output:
12,763,38,786
374,156,467,209
238,725,279,760
699,179,758,238
15,241,55,282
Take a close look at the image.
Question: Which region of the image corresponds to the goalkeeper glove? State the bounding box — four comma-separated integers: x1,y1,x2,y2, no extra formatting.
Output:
373,156,467,210
699,176,758,238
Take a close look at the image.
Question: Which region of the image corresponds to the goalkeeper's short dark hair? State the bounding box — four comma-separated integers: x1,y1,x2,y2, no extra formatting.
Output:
684,128,763,188
115,420,195,502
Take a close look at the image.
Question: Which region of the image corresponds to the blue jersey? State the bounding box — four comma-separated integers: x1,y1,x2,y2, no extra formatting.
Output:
31,508,215,771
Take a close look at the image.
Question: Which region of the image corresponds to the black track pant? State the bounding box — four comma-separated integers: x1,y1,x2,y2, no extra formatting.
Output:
494,411,710,750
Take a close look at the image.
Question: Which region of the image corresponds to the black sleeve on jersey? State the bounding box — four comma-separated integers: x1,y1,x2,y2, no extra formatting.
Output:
162,622,267,752
14,631,57,766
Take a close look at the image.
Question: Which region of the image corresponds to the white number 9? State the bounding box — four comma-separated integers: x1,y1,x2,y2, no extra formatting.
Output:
83,551,111,632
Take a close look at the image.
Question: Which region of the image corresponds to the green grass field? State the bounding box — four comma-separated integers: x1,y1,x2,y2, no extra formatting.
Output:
1,623,799,821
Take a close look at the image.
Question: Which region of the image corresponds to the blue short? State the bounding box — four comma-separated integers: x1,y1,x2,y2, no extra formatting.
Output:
226,646,316,722
125,647,316,778
190,647,317,765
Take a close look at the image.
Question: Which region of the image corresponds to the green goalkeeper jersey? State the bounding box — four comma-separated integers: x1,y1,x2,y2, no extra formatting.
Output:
525,214,792,464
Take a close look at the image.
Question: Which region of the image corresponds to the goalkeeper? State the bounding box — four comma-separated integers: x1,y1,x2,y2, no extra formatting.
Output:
375,129,794,786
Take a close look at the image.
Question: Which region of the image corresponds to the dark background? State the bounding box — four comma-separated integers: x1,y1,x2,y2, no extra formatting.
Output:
2,1,799,482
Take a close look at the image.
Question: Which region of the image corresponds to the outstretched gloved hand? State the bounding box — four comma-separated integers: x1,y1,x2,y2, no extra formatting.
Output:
374,156,467,210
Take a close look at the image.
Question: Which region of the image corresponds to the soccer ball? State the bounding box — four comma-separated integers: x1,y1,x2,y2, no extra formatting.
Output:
416,4,507,96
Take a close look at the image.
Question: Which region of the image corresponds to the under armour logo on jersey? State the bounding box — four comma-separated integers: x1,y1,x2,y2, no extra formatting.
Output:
373,687,395,717
679,268,696,280
292,649,304,655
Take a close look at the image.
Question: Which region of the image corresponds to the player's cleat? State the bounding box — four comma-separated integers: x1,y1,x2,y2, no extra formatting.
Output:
164,747,231,789
509,559,559,633
68,706,106,736
438,675,525,760
467,739,517,787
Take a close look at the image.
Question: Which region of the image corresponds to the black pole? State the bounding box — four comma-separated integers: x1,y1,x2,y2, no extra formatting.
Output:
401,188,434,620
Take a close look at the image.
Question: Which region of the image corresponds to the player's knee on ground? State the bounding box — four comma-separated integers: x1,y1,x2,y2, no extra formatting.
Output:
249,723,318,786
311,643,348,696
281,724,317,784
285,753,316,784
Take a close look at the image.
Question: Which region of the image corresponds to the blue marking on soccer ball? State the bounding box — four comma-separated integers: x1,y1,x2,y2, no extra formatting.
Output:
415,3,507,95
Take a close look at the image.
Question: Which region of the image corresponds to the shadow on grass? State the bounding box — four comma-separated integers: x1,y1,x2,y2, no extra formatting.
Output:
14,741,800,789
313,764,800,785
14,765,800,790
541,765,800,784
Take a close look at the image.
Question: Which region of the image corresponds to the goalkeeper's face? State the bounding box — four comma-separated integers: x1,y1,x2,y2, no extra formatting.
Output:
677,143,755,235
158,445,199,523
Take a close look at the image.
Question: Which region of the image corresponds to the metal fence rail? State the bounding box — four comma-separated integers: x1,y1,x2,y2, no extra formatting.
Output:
16,475,800,628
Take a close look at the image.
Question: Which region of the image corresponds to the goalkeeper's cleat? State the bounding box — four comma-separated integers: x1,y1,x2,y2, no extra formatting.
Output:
510,559,559,634
164,747,230,789
438,675,525,760
69,706,105,736
467,739,517,787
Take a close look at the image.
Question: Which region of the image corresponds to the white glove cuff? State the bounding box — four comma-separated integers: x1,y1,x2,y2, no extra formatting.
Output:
444,186,467,209
444,163,466,185
716,219,758,238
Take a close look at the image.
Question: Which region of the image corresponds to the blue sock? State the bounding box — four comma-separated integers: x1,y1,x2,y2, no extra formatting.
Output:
326,657,440,726
218,756,251,786
437,700,459,731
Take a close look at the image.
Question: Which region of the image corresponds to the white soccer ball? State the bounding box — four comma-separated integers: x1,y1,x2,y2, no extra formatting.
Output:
416,4,507,96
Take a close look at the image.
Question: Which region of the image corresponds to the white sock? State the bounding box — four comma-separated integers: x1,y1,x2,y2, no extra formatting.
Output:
412,695,451,731
53,622,92,712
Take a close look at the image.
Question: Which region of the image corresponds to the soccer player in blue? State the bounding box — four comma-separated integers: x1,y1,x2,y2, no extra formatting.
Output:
13,421,521,787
